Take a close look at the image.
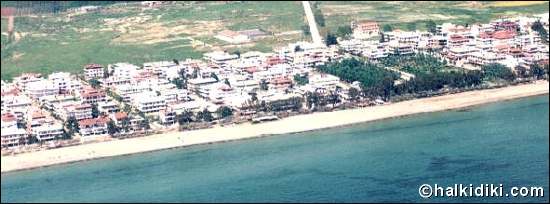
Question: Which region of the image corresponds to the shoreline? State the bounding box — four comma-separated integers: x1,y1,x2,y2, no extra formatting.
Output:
2,81,549,174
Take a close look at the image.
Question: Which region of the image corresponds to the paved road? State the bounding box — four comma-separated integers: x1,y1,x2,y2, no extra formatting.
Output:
302,1,324,46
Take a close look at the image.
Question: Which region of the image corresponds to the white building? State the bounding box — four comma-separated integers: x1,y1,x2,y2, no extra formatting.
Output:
59,103,93,121
78,117,109,137
188,77,218,98
25,80,58,99
133,92,167,114
48,72,83,94
203,51,239,69
32,123,64,142
84,64,104,80
309,74,340,90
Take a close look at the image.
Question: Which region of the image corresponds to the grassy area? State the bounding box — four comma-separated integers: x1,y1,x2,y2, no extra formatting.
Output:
3,1,547,80
318,1,549,32
1,1,306,80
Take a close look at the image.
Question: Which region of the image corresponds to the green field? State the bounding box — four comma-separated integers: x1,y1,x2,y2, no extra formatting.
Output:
2,1,549,80
317,1,549,34
1,1,307,80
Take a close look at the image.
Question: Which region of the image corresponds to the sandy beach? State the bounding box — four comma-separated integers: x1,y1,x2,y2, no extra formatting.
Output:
2,81,548,173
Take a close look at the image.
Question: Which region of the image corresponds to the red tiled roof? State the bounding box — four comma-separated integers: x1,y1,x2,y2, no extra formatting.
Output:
80,88,106,98
493,30,516,40
75,104,92,110
266,57,285,66
1,113,16,122
78,116,109,126
114,112,128,120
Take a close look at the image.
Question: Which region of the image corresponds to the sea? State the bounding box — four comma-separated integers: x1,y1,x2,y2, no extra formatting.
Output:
2,95,548,203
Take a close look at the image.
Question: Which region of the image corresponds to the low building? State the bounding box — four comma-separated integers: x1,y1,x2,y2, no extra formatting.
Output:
159,108,177,126
188,77,218,97
78,117,109,137
25,80,58,99
48,72,83,94
270,77,293,90
97,101,120,114
215,30,250,44
110,112,145,132
84,64,104,80
309,74,340,90
1,113,27,148
59,103,93,121
79,87,107,104
238,29,268,40
32,123,63,142
388,42,415,55
352,20,380,39
133,92,166,114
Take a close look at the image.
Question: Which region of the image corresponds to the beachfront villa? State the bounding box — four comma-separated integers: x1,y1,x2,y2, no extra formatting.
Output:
78,117,109,137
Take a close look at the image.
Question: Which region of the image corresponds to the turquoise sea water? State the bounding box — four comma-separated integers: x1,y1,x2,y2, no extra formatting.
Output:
1,95,549,203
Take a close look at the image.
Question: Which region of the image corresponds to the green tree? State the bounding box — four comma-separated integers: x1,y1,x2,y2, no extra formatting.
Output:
531,64,547,80
107,120,119,135
325,33,338,46
305,91,320,110
426,20,437,34
216,106,233,119
482,63,516,81
177,111,194,125
383,24,393,32
293,73,309,85
336,25,352,37
232,50,241,58
348,87,359,101
172,78,185,89
65,116,79,137
89,78,101,89
515,65,528,78
198,108,213,122
531,20,549,44
260,79,269,90
91,104,100,118
120,117,131,133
